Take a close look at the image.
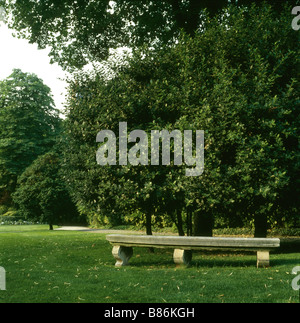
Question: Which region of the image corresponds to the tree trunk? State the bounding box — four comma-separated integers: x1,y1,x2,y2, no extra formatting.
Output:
49,223,54,231
145,212,154,252
186,208,193,237
254,213,267,238
176,209,185,236
193,211,213,237
145,212,152,236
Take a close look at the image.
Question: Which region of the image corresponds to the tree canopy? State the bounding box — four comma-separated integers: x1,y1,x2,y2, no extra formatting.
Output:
13,152,80,230
63,4,299,236
0,69,60,204
0,0,296,70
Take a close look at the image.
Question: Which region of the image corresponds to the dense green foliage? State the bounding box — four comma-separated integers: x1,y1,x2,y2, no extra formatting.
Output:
12,152,81,230
0,69,61,205
63,4,299,236
1,0,295,70
0,3,298,235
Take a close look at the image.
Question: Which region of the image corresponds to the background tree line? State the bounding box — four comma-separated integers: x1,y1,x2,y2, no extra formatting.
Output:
0,69,82,229
0,1,299,235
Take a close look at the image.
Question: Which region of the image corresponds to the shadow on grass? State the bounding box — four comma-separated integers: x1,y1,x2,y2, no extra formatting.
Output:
130,249,174,268
272,258,300,267
192,258,256,268
128,249,258,268
128,250,300,268
129,258,257,268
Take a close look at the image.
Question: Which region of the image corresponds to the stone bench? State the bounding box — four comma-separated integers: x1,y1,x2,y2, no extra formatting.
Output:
106,234,280,268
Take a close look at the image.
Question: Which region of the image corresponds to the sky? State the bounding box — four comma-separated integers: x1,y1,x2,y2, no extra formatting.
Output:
0,23,68,116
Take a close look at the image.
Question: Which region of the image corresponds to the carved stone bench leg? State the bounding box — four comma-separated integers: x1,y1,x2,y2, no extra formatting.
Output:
112,246,133,267
257,251,270,268
173,249,192,267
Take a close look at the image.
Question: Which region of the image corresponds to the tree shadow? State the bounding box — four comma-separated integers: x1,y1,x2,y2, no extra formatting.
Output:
272,258,300,267
128,249,258,268
112,248,300,269
191,258,256,268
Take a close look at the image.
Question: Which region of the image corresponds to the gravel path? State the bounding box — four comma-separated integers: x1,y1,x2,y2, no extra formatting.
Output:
55,226,144,234
54,226,176,235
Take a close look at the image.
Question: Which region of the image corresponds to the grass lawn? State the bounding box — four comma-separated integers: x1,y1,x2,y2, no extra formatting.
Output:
0,225,299,303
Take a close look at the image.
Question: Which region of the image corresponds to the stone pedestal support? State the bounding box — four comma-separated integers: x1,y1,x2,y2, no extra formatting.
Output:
257,251,270,268
173,249,192,266
112,246,133,267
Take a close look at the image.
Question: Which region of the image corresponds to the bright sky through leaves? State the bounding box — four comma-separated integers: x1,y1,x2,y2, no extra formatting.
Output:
0,23,68,114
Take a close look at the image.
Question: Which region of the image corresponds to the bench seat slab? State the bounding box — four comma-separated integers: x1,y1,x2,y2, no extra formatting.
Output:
106,235,280,249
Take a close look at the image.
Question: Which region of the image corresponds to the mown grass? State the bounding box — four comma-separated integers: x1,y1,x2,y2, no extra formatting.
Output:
0,225,299,303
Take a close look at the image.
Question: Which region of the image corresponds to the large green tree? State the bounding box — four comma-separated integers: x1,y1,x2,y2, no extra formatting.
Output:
177,4,300,237
0,0,295,70
64,3,299,237
63,69,192,235
0,69,60,204
13,152,80,230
